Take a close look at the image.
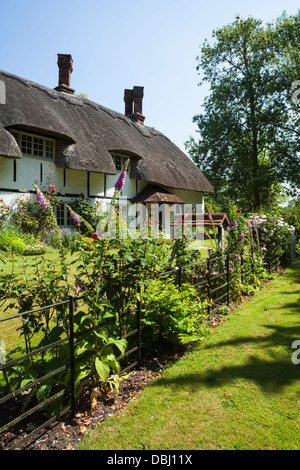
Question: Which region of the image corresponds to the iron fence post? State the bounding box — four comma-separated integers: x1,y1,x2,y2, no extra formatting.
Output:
226,253,230,306
207,258,211,316
240,254,243,284
177,265,182,290
68,295,76,418
137,286,142,363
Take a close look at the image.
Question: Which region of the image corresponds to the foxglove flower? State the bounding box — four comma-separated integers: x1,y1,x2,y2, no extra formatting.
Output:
70,211,81,225
114,168,127,192
36,189,48,209
114,159,129,192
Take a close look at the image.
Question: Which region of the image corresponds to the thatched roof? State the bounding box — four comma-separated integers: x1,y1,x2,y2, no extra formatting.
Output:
0,70,213,193
131,184,186,204
0,126,22,159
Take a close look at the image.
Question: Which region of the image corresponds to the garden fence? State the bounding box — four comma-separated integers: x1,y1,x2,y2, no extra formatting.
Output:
0,295,142,450
0,249,280,449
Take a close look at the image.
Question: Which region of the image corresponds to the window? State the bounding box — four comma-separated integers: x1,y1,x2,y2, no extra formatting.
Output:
55,203,76,227
56,203,65,226
10,130,56,160
113,154,129,172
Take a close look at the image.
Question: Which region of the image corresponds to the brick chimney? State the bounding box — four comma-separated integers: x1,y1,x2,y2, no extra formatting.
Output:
124,86,145,125
124,89,133,116
54,54,75,94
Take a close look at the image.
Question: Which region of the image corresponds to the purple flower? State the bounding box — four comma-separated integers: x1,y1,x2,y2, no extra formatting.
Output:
70,211,81,225
240,232,244,240
37,191,47,209
114,168,127,192
233,220,238,228
208,211,212,220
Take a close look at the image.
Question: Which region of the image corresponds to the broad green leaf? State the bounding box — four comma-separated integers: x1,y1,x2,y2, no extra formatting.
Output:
95,357,110,383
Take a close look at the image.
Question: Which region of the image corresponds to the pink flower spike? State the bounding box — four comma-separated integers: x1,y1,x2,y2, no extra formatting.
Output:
37,192,47,209
114,169,127,192
70,211,81,225
114,159,129,192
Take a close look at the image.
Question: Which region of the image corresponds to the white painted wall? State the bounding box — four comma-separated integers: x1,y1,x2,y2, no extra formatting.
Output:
0,155,206,233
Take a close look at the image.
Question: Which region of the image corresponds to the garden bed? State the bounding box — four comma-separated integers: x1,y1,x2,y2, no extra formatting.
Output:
0,349,186,450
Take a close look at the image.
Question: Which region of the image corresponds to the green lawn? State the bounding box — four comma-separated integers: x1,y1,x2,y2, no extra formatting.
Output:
0,250,79,352
77,261,300,450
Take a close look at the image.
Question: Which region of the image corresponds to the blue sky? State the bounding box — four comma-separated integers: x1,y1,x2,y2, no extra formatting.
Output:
0,0,299,152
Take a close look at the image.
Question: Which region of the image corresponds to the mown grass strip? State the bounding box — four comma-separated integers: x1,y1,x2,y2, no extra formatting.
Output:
77,262,300,451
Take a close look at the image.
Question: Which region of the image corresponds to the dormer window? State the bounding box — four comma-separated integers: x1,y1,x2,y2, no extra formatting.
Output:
113,154,129,172
10,130,56,160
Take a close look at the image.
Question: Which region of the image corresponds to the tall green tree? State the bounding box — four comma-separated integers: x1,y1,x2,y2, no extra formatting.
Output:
187,12,300,211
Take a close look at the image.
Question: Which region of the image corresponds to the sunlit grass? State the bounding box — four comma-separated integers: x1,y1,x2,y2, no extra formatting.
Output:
77,262,300,450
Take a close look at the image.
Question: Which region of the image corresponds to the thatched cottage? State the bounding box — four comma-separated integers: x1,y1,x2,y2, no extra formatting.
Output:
0,54,213,229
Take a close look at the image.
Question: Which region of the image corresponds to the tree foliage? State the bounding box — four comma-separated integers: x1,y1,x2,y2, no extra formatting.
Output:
187,12,300,211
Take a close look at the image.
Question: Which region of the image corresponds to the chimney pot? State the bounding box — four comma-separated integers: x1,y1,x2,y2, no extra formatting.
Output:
54,54,75,94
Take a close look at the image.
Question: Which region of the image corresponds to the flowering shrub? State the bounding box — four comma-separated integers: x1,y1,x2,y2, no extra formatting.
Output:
247,214,294,267
47,227,81,251
12,187,60,238
23,242,47,256
207,209,294,301
0,198,11,229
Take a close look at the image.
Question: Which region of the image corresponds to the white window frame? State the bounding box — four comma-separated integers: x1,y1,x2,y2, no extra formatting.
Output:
55,203,76,227
10,130,56,160
113,154,129,172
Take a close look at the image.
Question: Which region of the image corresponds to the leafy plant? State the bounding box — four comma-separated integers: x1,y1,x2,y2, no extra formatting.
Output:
0,199,11,229
141,279,211,347
0,226,36,254
69,194,99,235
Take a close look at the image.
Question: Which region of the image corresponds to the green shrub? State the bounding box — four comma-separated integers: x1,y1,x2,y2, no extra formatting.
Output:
0,227,36,254
141,279,211,347
6,236,26,254
69,195,99,234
